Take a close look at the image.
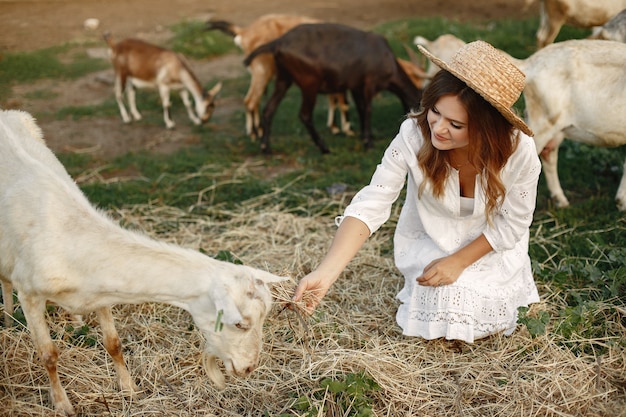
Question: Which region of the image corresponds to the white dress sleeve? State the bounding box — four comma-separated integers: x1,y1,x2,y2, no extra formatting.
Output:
342,119,420,235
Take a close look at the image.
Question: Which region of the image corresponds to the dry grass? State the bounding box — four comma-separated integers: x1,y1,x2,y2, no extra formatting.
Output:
1,201,625,416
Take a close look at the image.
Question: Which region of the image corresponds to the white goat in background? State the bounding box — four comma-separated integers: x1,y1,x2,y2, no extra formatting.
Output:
523,0,626,48
0,110,287,416
104,33,222,129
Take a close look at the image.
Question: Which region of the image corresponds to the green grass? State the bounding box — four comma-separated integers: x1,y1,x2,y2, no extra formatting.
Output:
5,16,626,355
0,44,109,101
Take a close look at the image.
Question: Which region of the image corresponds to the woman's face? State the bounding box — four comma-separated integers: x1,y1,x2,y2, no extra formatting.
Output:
427,94,470,151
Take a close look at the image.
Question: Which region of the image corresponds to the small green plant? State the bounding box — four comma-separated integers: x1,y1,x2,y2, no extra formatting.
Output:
517,306,550,337
213,250,243,265
291,371,380,417
65,324,98,348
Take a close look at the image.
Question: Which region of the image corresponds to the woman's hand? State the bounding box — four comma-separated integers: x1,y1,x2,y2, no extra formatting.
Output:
292,270,335,313
291,216,371,313
416,255,465,287
417,234,493,287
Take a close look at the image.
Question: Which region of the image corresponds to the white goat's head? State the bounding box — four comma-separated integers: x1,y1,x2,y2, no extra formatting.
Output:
197,81,223,124
191,263,287,389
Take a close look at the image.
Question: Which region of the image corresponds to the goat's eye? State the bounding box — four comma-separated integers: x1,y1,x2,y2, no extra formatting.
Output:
235,322,249,330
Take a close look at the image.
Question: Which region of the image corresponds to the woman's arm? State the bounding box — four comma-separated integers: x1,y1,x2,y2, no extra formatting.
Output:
292,216,371,311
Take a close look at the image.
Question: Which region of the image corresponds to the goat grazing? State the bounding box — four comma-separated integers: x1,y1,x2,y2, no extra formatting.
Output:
416,34,626,210
243,23,423,154
0,110,287,416
590,8,626,42
523,0,626,48
206,15,428,140
104,33,222,129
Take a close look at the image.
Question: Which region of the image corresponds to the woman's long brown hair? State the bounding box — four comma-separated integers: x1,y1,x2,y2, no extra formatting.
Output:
411,70,519,223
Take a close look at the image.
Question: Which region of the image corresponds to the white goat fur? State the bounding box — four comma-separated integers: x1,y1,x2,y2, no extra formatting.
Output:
0,110,287,416
523,0,626,48
104,34,222,129
414,35,626,211
213,14,427,138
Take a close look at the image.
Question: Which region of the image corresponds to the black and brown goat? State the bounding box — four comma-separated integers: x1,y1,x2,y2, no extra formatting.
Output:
243,23,423,154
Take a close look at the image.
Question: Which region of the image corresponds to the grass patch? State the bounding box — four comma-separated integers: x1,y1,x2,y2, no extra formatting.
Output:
0,44,109,101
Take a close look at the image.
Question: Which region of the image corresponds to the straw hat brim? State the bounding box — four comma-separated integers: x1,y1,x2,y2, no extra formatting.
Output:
418,45,533,137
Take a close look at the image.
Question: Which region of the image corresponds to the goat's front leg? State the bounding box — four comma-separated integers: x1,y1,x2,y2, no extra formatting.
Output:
326,95,340,134
114,75,132,123
180,90,201,125
158,85,175,129
1,279,14,327
336,93,355,136
126,82,143,122
20,294,75,416
95,307,138,395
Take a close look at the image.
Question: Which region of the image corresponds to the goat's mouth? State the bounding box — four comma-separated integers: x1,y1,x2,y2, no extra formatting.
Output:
223,358,257,377
202,353,257,389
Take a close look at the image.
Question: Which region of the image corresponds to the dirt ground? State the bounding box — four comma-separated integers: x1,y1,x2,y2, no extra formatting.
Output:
0,0,537,160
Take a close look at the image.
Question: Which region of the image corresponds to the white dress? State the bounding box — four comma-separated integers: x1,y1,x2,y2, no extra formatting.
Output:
341,118,542,343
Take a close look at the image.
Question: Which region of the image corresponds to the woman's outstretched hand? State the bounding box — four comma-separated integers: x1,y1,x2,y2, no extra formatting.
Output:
291,270,334,313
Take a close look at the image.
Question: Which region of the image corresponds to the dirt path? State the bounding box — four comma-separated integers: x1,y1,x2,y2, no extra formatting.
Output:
1,0,533,52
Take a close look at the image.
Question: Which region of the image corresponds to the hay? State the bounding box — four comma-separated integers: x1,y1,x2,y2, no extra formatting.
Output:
1,201,624,416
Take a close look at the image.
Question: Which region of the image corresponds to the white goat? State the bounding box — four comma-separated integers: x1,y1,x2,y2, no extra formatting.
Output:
416,35,626,210
0,110,287,416
590,8,626,42
104,33,222,129
206,14,428,139
520,39,626,209
523,0,626,48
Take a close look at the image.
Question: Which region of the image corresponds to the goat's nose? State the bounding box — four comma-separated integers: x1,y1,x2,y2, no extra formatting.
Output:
245,364,257,375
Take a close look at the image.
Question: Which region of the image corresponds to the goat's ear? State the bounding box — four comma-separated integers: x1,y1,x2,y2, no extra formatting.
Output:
244,265,290,285
208,81,223,98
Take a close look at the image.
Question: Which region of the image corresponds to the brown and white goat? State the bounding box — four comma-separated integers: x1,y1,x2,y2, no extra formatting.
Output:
0,110,288,416
523,0,626,48
206,14,320,138
104,33,222,129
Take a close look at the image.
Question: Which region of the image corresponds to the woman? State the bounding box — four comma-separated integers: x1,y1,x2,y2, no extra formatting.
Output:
292,41,542,343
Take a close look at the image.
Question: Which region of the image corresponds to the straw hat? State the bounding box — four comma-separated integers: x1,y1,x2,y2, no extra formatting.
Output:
417,40,533,136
